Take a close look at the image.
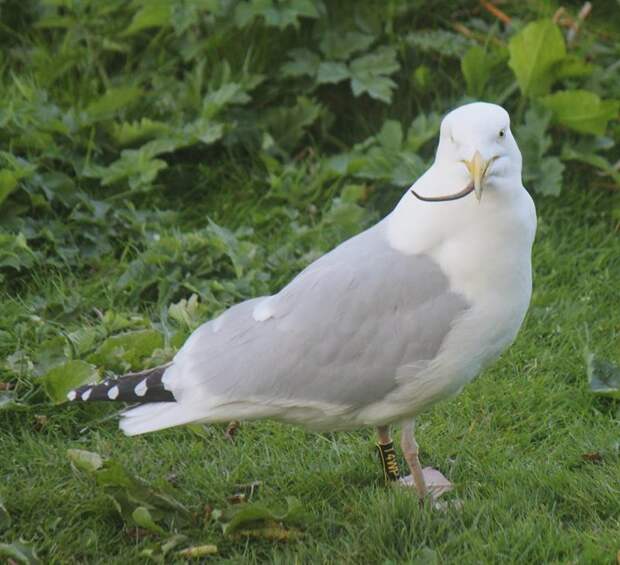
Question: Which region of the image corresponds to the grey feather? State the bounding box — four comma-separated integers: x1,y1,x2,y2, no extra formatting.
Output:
165,221,470,410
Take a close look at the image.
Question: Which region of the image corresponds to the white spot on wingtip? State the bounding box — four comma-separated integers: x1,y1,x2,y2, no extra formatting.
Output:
67,390,77,401
253,298,274,322
81,388,92,401
134,379,148,397
108,385,119,400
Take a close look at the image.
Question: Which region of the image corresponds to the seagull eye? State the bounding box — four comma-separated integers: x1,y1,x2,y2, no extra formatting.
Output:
499,129,506,138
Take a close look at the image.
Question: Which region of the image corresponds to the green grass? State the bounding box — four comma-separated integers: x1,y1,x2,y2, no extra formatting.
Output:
1,184,619,564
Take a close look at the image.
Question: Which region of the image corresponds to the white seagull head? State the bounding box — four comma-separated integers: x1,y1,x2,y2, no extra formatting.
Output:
435,102,523,201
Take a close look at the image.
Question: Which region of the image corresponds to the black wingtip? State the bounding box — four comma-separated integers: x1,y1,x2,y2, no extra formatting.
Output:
68,365,175,404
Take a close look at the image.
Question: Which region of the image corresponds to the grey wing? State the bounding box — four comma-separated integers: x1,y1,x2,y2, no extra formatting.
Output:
166,223,469,410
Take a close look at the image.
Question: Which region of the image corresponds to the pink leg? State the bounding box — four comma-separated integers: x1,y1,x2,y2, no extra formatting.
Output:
400,420,453,500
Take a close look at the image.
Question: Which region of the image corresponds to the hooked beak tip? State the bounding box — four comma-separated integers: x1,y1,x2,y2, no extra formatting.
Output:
463,150,487,203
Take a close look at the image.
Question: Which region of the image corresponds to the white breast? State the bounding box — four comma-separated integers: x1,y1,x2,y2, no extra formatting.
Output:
357,172,536,425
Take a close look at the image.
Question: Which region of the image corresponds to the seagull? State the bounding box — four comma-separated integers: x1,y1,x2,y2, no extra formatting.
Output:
68,102,536,500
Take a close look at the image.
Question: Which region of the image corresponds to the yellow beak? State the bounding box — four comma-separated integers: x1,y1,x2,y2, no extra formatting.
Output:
462,150,490,202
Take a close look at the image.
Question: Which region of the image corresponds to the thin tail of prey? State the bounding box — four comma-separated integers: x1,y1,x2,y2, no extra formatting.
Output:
67,364,175,404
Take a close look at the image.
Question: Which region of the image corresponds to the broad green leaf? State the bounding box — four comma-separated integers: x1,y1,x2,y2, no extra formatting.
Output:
218,496,304,535
406,112,441,152
89,142,173,191
461,46,502,98
352,46,400,75
88,329,164,371
540,90,619,135
0,233,37,271
0,169,18,206
234,0,320,30
516,106,564,195
124,1,173,35
85,86,143,123
0,542,41,564
586,353,620,399
33,335,69,376
281,48,320,78
535,156,564,196
552,55,593,80
67,449,104,473
406,30,473,58
319,31,374,60
262,96,322,152
132,506,166,535
111,119,171,146
349,47,400,103
316,61,349,85
376,120,403,151
508,19,566,97
42,360,99,404
202,83,250,119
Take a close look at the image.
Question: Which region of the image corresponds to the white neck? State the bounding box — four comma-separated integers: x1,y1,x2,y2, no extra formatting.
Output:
385,161,532,258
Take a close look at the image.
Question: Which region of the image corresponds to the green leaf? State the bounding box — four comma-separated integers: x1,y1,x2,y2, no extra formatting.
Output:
0,233,37,271
168,294,202,330
0,542,41,565
319,31,374,60
85,86,143,123
124,1,173,35
202,83,250,119
586,353,620,399
67,449,104,473
406,112,441,152
0,169,18,206
281,48,320,78
41,360,99,404
88,329,164,372
132,506,166,535
218,496,304,535
316,61,349,85
461,46,502,98
111,119,171,146
540,90,619,135
262,96,323,152
407,30,473,58
376,120,403,151
234,0,321,30
536,156,564,196
516,106,564,195
552,55,594,80
508,19,566,97
349,47,399,103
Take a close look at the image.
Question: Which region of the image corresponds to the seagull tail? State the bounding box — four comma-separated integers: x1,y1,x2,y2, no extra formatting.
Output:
119,402,202,436
66,364,175,404
67,363,208,436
